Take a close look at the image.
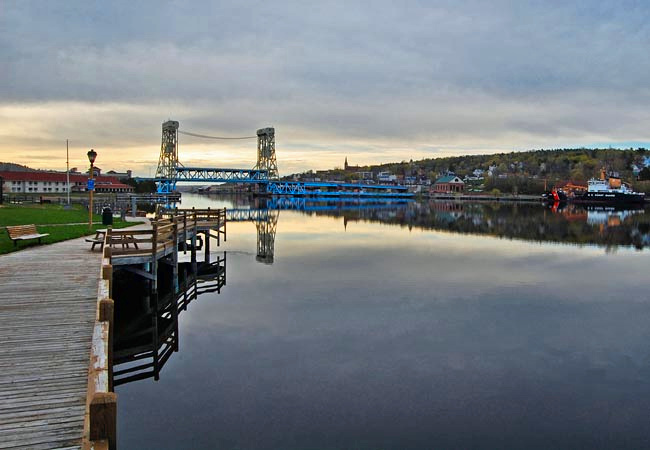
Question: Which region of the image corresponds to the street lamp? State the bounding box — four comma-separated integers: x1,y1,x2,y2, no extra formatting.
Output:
87,149,97,229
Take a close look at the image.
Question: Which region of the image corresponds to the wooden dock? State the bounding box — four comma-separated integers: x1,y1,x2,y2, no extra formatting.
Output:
0,208,226,449
108,208,226,292
0,236,100,449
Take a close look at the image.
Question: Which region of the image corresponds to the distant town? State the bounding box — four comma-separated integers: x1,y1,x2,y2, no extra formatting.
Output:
282,148,650,196
2,147,650,197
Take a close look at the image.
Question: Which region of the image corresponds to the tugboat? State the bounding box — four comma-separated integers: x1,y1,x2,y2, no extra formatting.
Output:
572,169,645,205
541,188,567,203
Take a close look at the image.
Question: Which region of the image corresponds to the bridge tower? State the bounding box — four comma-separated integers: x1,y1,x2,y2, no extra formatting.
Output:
256,210,278,264
254,127,278,180
155,120,180,193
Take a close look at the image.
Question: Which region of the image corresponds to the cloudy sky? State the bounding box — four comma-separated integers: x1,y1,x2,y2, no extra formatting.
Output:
2,0,650,175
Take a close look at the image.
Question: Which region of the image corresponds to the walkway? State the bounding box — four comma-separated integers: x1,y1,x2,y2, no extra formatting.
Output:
0,236,101,449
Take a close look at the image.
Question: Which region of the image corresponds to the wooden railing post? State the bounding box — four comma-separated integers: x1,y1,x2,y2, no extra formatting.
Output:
151,220,159,292
87,319,115,450
98,298,114,392
183,212,188,252
223,207,227,242
101,265,113,299
89,392,117,450
173,216,178,246
102,246,113,299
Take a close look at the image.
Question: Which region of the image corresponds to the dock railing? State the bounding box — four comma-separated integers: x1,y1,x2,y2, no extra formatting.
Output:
84,245,116,450
158,207,226,242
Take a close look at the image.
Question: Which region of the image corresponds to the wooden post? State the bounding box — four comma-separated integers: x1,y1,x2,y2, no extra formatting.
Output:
99,298,114,392
172,219,179,293
183,212,188,253
172,290,180,352
204,231,210,263
89,392,117,450
224,207,227,242
101,264,113,298
152,293,160,380
151,221,158,293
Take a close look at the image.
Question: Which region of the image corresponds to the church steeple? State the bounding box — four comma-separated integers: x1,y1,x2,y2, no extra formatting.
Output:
344,157,348,170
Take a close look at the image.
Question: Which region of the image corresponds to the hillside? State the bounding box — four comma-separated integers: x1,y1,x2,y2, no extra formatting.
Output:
287,148,650,194
0,162,35,172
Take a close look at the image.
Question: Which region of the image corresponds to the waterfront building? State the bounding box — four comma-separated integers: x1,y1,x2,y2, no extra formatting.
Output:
0,170,135,194
377,171,397,183
432,175,465,193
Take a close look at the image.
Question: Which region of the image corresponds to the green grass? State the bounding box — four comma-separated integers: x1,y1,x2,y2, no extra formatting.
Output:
0,203,144,255
0,202,104,226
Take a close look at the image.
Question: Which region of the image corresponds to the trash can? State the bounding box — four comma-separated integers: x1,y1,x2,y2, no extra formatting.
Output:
102,207,113,225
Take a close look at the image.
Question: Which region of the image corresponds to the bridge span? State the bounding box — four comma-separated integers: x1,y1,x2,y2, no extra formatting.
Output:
151,120,412,198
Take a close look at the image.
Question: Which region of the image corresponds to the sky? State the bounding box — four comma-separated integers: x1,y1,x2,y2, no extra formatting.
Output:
2,0,650,176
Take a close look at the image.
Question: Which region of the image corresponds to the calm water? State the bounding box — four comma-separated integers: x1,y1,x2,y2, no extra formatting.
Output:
115,195,650,449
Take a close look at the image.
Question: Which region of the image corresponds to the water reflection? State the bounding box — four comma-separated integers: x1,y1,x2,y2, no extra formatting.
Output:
226,197,414,264
113,255,226,385
229,197,650,253
256,210,278,264
117,195,650,449
319,201,650,251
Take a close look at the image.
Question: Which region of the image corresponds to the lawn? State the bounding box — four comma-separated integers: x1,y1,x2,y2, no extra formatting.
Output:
0,203,143,255
0,202,104,226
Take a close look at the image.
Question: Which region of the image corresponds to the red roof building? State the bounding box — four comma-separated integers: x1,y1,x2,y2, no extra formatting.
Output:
0,171,134,194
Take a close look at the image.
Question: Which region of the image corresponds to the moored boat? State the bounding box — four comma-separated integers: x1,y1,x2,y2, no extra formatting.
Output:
571,169,645,205
541,189,567,203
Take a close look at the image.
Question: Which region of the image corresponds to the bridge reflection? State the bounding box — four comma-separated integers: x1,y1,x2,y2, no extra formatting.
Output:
227,197,413,264
112,255,226,386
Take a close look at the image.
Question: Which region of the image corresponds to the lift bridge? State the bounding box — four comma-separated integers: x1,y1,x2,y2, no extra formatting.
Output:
153,120,411,197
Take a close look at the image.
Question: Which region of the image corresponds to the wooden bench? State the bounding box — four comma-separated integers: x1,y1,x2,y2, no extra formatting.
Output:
6,224,50,247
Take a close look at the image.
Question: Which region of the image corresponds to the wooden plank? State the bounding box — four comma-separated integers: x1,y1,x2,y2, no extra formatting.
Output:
0,235,101,449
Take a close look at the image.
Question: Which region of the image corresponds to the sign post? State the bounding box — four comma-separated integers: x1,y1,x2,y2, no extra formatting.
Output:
87,149,97,230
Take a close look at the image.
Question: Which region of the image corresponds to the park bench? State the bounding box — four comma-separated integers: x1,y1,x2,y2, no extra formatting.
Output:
6,224,50,247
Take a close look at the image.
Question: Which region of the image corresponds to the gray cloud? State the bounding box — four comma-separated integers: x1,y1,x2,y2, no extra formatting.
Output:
2,1,650,172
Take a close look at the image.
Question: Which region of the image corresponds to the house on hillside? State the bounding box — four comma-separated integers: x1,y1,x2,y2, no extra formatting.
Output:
377,171,396,183
432,175,465,193
356,171,373,181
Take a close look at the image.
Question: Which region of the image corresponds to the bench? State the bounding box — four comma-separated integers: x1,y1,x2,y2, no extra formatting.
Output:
6,224,50,247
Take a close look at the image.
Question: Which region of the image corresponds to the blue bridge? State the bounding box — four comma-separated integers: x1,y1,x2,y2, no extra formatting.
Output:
153,120,413,198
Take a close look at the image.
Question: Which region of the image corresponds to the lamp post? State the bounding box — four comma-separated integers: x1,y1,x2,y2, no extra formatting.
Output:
87,149,97,230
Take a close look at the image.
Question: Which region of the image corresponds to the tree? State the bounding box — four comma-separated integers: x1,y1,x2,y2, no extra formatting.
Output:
125,178,156,193
639,166,650,181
